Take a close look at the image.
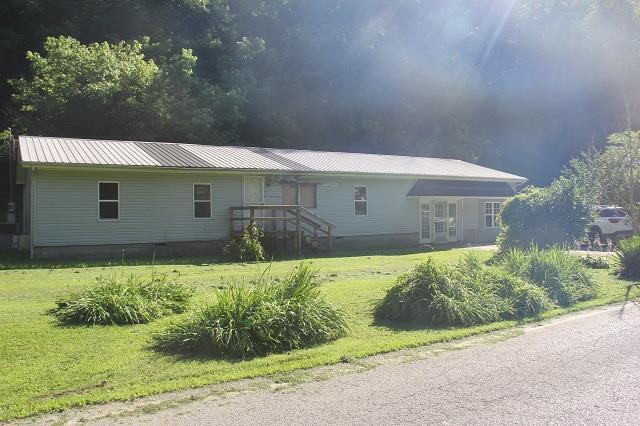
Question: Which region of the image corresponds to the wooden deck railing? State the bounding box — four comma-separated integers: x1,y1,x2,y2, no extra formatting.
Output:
229,205,334,256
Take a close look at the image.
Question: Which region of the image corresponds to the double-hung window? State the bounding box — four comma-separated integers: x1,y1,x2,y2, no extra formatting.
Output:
484,202,501,228
194,183,212,219
99,182,119,220
354,186,367,216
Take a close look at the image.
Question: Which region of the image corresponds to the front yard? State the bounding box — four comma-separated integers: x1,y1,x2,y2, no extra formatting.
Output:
0,248,637,420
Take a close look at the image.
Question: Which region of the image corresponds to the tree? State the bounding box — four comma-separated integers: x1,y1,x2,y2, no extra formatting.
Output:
607,131,640,231
9,36,245,144
564,130,640,231
497,177,593,250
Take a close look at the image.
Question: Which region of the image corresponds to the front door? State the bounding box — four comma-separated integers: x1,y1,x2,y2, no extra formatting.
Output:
421,199,459,244
447,201,458,241
243,176,264,205
419,202,431,244
433,201,448,243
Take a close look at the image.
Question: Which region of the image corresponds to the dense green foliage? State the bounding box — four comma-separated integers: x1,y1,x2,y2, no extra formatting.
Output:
497,247,597,307
497,177,592,250
376,248,596,326
483,265,552,319
375,257,504,326
154,263,347,358
51,272,192,325
564,131,640,231
222,224,265,262
613,236,640,278
10,36,242,144
375,253,552,326
3,2,640,185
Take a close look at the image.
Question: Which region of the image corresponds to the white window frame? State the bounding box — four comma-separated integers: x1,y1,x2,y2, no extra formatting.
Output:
193,183,213,219
484,201,501,228
242,176,265,205
354,185,368,216
98,181,120,221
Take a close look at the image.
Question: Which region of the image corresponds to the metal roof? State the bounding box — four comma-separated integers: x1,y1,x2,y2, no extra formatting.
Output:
406,179,516,197
18,136,527,182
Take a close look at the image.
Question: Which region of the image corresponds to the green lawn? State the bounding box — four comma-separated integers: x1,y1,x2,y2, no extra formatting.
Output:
0,248,637,420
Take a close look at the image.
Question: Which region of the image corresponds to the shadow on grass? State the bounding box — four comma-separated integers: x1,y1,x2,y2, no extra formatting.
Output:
370,316,449,332
0,251,245,271
148,337,341,364
0,243,475,271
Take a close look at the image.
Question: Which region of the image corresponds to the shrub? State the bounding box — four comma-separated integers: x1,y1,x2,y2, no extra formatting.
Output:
579,254,610,269
613,236,640,278
223,224,265,262
487,267,551,319
498,247,597,307
375,252,555,327
497,177,592,250
374,257,504,326
154,263,348,358
51,272,192,325
458,253,550,319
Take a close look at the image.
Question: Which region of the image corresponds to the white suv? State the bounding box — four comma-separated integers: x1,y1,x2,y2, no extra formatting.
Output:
588,205,633,243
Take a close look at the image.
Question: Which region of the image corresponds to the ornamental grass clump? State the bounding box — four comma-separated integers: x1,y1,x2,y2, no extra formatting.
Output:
485,267,551,319
375,252,554,327
613,236,640,279
374,256,504,327
51,272,192,325
579,254,610,269
498,247,597,307
154,263,348,358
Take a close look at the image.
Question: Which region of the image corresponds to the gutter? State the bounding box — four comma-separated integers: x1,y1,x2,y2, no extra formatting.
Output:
19,162,528,184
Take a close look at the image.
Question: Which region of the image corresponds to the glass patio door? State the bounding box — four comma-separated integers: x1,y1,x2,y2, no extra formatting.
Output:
433,201,448,243
419,202,431,243
447,201,458,241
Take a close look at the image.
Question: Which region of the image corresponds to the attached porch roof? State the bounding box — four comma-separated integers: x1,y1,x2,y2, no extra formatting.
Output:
406,179,516,198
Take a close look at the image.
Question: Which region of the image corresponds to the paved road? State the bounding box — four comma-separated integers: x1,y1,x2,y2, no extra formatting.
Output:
28,303,640,425
92,303,639,425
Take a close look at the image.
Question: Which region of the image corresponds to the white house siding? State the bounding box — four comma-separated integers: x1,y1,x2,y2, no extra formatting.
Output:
294,176,419,237
263,181,282,204
33,168,242,247
31,167,506,252
462,198,505,244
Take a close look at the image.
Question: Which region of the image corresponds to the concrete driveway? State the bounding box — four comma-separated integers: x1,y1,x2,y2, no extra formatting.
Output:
27,302,640,425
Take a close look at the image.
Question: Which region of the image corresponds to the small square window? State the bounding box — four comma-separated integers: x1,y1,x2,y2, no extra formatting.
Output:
99,182,118,201
99,201,118,220
194,201,211,218
194,184,211,201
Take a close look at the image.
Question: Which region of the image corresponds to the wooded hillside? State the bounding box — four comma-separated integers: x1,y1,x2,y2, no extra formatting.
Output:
2,1,640,184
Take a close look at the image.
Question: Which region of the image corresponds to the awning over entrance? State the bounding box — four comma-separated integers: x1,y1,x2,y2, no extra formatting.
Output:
406,179,515,198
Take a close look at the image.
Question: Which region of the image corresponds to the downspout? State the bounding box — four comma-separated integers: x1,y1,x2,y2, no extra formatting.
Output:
30,167,36,259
